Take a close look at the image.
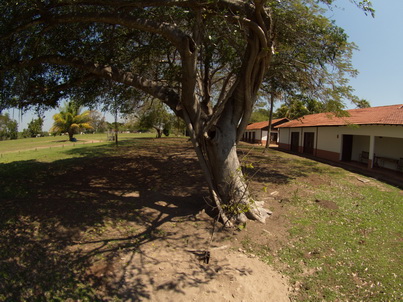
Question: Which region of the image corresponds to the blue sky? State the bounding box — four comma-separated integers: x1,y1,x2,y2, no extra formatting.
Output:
7,0,403,131
328,0,403,108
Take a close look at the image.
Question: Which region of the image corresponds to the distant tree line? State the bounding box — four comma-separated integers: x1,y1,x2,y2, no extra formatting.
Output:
0,98,186,141
0,113,18,140
249,97,371,123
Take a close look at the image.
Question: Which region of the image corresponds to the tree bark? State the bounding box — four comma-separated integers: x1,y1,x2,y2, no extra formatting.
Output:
190,100,272,225
155,128,163,138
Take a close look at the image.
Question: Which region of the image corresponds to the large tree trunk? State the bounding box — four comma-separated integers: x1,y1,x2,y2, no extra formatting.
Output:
68,131,75,142
155,127,163,138
203,134,271,224
186,102,272,226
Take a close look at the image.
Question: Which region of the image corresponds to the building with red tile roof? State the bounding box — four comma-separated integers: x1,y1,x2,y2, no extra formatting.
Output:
242,118,289,145
276,105,403,172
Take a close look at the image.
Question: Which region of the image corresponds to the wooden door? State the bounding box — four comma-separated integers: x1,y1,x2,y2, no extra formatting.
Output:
291,132,299,152
303,132,315,154
342,135,353,161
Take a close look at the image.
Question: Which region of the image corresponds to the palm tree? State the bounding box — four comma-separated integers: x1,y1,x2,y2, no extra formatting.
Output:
51,102,93,141
355,99,371,109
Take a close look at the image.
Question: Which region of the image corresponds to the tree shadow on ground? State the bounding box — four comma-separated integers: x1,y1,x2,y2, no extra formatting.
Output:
239,149,340,185
0,139,219,301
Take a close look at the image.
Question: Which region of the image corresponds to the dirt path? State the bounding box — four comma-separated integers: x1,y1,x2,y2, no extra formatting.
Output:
116,247,290,302
87,205,291,302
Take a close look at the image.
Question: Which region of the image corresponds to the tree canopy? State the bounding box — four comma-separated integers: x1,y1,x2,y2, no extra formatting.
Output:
0,0,373,111
137,100,174,138
88,110,107,133
0,113,18,140
22,117,44,138
273,96,326,120
355,99,371,108
258,0,369,123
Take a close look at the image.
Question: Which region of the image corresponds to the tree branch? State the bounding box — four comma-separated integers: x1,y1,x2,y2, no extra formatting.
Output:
9,55,181,115
46,0,249,11
49,12,189,52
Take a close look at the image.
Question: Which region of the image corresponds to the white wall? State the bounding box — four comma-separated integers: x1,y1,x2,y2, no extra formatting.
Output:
375,136,403,158
255,130,262,140
334,125,403,138
317,127,340,153
244,129,262,143
278,128,290,145
279,125,403,168
262,130,267,141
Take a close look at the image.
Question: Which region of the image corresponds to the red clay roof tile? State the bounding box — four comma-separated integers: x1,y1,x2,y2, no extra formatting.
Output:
246,118,288,130
276,104,403,128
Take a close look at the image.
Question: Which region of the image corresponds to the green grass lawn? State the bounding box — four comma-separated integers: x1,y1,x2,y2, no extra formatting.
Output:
280,180,402,301
237,145,403,301
0,132,156,163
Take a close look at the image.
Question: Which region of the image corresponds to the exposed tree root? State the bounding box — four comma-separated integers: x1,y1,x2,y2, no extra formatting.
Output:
245,200,273,224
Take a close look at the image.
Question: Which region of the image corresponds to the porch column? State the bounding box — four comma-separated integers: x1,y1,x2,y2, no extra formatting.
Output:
368,135,375,169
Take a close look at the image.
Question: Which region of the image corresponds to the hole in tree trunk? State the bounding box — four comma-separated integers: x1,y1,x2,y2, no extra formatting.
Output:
208,129,216,140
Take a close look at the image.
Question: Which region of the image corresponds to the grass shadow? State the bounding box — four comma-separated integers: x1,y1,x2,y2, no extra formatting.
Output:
239,147,341,186
0,138,210,300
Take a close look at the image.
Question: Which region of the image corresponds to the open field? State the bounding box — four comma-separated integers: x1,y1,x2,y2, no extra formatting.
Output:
0,137,402,301
0,132,155,155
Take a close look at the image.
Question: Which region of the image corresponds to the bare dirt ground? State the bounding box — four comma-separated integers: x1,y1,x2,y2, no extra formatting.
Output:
88,200,291,302
0,138,308,301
